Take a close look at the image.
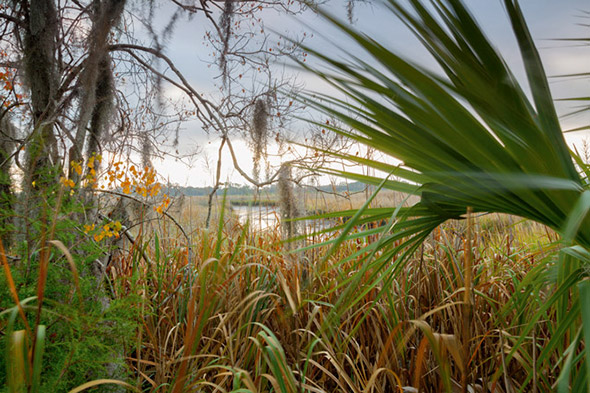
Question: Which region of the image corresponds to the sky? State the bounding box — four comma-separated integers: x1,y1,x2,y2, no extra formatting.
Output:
142,0,590,187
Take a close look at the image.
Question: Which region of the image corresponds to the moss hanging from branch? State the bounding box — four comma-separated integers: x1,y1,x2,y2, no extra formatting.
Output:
219,0,234,86
278,163,299,239
86,55,115,162
76,0,126,179
251,98,268,182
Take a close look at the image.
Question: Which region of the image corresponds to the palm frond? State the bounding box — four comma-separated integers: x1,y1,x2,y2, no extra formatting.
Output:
302,0,589,245
302,0,590,389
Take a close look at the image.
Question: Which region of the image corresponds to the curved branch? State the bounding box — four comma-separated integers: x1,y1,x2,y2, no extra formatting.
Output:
225,137,280,187
205,137,226,228
94,188,193,261
109,43,226,133
0,12,25,27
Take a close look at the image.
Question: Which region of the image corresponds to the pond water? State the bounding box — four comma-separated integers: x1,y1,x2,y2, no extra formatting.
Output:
231,204,280,231
230,204,335,233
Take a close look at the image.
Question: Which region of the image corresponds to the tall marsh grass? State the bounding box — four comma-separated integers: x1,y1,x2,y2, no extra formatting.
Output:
0,196,571,392
95,216,556,391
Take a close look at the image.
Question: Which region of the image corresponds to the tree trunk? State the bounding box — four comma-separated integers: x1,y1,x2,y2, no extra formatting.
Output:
20,0,59,244
0,115,15,245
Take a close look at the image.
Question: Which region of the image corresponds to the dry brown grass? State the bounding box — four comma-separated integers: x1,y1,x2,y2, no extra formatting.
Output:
103,212,556,392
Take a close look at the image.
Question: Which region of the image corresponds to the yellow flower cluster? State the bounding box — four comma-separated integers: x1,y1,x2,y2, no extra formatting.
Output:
92,221,122,242
61,154,102,190
60,177,75,188
85,155,101,188
105,163,162,198
71,160,83,176
154,194,171,214
73,157,171,241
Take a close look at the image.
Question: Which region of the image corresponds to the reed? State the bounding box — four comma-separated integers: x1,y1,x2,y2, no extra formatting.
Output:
99,214,554,392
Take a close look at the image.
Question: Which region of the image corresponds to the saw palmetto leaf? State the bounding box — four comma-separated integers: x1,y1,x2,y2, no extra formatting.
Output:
301,0,590,389
302,1,589,244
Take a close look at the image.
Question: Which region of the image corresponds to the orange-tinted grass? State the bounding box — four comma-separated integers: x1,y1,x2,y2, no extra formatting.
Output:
96,213,558,392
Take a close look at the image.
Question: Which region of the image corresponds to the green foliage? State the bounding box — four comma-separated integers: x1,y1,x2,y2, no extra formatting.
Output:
0,300,137,392
0,178,139,392
0,258,139,392
299,0,590,390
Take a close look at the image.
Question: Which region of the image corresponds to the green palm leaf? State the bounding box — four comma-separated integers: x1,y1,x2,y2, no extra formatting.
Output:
301,0,590,388
302,0,589,243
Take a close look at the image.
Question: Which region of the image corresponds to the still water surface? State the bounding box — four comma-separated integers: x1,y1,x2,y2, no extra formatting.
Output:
231,204,333,233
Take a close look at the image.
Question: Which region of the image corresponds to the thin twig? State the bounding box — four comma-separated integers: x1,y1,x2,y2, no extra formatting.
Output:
97,212,151,266
94,188,193,261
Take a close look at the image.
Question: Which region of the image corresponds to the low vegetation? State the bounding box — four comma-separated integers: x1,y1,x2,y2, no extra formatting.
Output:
0,209,561,392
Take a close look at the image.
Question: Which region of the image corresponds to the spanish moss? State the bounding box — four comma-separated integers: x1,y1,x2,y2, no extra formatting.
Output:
251,98,268,182
219,0,234,87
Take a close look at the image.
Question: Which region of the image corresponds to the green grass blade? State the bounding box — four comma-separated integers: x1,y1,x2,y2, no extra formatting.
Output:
31,325,46,393
579,279,590,392
8,330,26,393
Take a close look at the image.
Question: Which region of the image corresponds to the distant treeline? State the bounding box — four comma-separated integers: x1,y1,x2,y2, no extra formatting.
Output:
229,200,278,207
165,184,255,197
164,181,371,197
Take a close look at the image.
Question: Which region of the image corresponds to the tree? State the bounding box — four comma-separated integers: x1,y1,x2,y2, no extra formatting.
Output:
0,1,373,390
158,0,332,226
